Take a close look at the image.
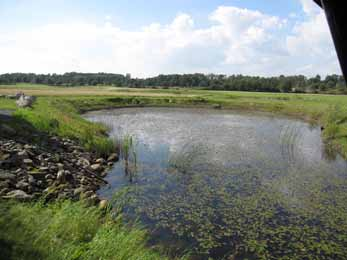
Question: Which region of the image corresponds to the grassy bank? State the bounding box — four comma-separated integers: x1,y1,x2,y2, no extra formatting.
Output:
0,200,181,260
0,97,117,157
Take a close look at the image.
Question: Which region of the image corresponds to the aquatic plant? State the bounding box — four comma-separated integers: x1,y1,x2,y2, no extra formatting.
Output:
115,165,347,259
120,134,138,182
168,142,210,174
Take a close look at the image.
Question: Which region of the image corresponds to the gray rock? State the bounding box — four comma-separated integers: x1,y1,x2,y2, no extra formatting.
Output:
89,194,100,205
95,158,106,164
3,190,33,200
23,158,33,164
90,163,102,171
78,158,90,167
0,180,10,189
99,199,109,210
80,190,94,199
28,175,35,185
56,170,66,184
0,188,10,196
100,171,107,177
17,150,28,157
0,153,11,161
53,154,61,163
0,172,16,181
45,174,54,180
107,162,114,167
107,153,119,162
29,172,46,180
23,144,32,149
57,192,68,200
27,185,34,194
73,187,85,196
80,177,89,185
16,180,29,190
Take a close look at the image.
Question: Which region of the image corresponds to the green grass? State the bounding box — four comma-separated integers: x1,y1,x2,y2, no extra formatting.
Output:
1,97,118,157
0,98,17,110
0,200,181,260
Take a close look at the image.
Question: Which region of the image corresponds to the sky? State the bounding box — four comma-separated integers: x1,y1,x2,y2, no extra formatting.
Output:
0,0,341,78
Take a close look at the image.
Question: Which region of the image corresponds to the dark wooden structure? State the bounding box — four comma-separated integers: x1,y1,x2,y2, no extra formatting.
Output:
314,0,347,80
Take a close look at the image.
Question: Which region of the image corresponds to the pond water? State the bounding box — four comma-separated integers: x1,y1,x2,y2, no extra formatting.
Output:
85,107,347,259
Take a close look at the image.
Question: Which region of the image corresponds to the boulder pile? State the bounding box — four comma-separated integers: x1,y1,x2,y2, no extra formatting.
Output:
0,136,118,203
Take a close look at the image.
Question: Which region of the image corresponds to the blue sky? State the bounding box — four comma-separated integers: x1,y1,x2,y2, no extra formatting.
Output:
0,0,340,77
1,0,304,30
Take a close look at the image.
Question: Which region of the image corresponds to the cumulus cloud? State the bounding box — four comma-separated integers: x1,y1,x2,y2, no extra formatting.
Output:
0,3,341,77
300,0,320,16
286,0,339,75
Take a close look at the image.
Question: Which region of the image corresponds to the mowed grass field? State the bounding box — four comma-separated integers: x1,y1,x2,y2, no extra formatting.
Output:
0,84,198,97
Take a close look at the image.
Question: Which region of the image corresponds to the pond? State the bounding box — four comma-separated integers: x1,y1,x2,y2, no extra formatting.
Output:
85,107,347,259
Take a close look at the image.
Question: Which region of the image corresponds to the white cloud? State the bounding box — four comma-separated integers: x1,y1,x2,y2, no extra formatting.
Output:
300,0,320,16
207,6,285,68
0,3,341,77
286,1,339,75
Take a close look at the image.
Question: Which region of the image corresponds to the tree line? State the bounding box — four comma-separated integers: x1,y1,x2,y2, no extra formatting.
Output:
0,72,345,94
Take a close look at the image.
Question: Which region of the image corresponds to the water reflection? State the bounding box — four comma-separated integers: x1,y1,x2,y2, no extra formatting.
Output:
85,108,347,259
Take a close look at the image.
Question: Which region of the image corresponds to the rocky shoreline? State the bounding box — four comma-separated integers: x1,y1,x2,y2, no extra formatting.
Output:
0,135,118,205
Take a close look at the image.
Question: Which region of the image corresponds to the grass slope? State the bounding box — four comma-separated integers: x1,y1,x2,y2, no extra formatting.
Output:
0,200,179,260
